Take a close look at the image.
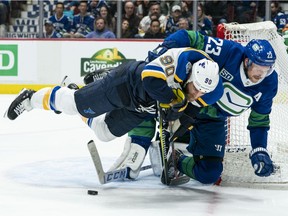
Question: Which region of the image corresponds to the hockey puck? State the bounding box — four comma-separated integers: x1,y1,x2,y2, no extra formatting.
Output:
87,190,98,195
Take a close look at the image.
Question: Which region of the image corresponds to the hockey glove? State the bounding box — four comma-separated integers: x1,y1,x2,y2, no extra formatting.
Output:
249,147,275,177
160,88,188,121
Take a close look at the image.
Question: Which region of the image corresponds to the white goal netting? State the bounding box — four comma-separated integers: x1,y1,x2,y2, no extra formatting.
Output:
220,21,288,188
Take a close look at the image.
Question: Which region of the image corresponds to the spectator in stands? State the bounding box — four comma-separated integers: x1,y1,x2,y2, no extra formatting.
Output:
134,0,150,20
88,0,109,17
204,1,227,28
68,0,80,16
139,2,167,34
178,17,190,30
85,17,115,38
271,1,288,33
87,0,99,17
165,5,182,37
70,1,95,38
144,19,165,39
122,1,140,38
0,0,9,37
99,5,115,33
49,2,71,38
43,20,63,38
160,1,181,16
181,0,193,20
121,18,133,38
197,3,213,36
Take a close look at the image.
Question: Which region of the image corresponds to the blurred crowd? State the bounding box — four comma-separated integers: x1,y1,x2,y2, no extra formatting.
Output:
1,0,288,39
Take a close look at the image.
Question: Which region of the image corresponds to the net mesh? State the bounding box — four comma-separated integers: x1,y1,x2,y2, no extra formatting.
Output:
220,21,288,186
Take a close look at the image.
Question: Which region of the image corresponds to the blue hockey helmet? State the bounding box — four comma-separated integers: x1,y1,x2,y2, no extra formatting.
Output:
245,39,276,67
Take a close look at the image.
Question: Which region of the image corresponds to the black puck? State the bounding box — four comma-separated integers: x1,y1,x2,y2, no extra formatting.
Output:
87,190,98,195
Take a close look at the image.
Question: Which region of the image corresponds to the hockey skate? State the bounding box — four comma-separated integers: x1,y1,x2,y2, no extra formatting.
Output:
5,89,35,120
161,149,185,185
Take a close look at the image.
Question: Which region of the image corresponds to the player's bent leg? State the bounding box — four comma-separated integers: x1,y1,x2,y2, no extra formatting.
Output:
193,160,223,184
179,157,223,184
87,114,117,142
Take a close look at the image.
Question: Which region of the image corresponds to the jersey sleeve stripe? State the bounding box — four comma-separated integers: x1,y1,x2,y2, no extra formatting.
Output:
142,70,167,81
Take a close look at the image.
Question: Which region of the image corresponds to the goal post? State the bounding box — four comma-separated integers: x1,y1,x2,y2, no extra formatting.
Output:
220,21,288,187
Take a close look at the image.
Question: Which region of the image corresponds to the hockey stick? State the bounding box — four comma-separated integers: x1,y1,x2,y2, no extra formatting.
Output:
158,108,170,185
168,122,190,186
158,108,190,186
87,140,152,184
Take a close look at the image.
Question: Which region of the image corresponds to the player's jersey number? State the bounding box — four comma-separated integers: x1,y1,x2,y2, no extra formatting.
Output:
205,37,224,56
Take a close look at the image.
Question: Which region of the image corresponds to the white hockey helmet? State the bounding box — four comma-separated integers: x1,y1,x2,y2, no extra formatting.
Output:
187,59,220,93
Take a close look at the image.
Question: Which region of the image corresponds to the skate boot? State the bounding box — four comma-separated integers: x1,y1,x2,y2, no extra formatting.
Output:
161,149,184,185
6,89,35,120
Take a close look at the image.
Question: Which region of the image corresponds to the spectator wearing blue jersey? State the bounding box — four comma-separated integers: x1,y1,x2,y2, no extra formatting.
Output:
49,2,72,38
43,21,63,38
271,1,288,33
70,1,95,38
165,5,182,37
86,17,115,38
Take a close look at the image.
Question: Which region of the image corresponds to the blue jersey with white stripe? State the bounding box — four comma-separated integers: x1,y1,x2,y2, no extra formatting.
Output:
49,14,71,33
162,30,279,149
163,30,278,117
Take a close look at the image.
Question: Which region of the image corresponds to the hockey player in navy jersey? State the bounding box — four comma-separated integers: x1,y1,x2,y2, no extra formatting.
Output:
143,30,278,185
6,48,223,180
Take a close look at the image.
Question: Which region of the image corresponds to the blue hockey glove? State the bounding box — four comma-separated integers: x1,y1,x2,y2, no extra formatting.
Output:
249,147,275,177
160,88,188,121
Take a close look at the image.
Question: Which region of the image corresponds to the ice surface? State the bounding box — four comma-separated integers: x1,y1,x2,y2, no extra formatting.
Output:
0,95,288,216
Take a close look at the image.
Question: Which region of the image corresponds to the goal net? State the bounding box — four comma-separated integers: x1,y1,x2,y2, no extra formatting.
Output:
220,21,288,188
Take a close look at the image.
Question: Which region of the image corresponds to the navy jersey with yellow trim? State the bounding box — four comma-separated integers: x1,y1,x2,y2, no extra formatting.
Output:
141,47,223,107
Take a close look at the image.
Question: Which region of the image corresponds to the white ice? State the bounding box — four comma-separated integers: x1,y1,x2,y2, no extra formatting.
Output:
0,94,288,216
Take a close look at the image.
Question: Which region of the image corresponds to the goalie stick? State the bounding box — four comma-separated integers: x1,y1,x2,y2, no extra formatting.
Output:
87,140,152,184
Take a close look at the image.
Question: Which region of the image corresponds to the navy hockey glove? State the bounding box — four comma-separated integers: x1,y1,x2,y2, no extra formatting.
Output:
160,88,188,121
249,147,274,177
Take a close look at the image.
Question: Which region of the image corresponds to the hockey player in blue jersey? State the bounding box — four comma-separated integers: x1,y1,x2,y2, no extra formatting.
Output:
6,48,223,180
144,30,277,185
